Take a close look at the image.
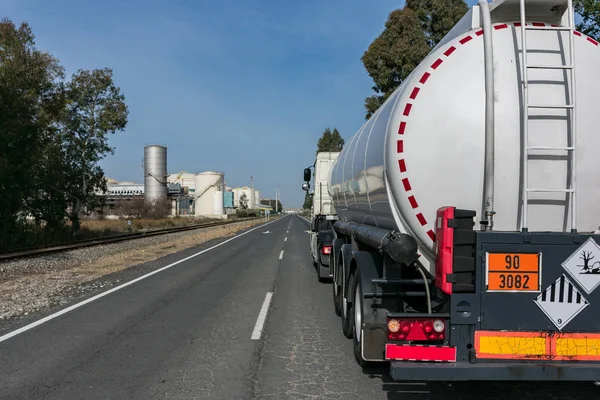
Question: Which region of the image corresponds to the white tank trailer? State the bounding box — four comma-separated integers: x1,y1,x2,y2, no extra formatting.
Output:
315,0,600,381
143,145,168,204
329,0,600,276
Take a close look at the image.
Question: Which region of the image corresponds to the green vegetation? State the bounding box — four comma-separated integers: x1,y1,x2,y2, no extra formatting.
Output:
575,0,600,40
361,0,467,119
0,18,128,249
316,127,344,154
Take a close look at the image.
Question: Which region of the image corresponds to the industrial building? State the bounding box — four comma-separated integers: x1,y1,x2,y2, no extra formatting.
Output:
100,144,270,218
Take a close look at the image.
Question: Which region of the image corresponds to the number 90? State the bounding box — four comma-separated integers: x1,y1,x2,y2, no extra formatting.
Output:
505,255,520,270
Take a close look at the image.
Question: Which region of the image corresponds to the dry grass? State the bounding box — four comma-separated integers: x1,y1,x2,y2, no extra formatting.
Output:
80,217,213,233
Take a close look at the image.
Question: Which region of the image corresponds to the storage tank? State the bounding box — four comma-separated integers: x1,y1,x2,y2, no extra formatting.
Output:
213,191,224,215
234,187,254,209
144,145,167,204
195,171,223,216
329,1,600,275
254,190,260,209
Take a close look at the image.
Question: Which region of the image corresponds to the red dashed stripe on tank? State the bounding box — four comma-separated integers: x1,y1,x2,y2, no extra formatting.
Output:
394,21,599,244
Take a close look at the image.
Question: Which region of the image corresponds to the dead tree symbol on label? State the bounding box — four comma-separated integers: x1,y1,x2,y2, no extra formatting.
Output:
579,251,600,274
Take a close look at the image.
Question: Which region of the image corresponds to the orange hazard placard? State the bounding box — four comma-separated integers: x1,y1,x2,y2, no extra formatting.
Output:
486,253,540,292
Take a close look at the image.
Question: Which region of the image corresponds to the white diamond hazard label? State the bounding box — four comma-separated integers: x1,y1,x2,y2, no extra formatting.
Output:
534,274,589,331
561,237,600,294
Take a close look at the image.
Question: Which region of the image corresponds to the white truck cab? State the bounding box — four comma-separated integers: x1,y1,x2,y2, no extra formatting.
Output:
303,152,340,282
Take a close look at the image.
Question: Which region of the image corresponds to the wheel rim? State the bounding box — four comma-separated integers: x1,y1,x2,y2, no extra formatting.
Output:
354,282,361,341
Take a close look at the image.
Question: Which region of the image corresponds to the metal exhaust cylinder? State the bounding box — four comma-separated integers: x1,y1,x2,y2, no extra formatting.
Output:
333,221,419,266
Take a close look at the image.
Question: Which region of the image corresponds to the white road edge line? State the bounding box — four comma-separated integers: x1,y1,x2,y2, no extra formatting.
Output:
251,292,273,340
0,218,281,344
279,250,284,260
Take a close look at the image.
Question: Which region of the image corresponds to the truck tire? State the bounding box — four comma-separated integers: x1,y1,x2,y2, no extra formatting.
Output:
341,270,355,339
351,268,375,368
332,251,343,317
332,275,342,316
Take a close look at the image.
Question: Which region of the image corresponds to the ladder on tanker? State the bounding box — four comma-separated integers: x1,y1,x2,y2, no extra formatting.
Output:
519,0,578,233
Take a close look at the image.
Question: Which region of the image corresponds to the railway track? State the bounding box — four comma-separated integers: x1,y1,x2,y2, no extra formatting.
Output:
0,217,263,262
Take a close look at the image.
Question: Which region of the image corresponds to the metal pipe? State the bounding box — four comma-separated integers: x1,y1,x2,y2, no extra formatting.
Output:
568,0,577,233
333,221,419,266
479,0,496,231
519,0,529,231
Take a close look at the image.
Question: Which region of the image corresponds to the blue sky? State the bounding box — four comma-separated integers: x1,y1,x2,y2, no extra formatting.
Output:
2,0,479,208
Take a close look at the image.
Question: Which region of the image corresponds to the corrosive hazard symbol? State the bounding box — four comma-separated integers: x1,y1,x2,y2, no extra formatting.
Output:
534,274,589,331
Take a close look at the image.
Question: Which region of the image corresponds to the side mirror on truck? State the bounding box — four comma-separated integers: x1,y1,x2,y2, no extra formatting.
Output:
302,182,310,191
303,168,311,182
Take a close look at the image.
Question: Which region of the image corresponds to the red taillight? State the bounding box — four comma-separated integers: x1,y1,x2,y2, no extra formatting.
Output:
434,206,454,294
387,318,446,342
321,246,332,255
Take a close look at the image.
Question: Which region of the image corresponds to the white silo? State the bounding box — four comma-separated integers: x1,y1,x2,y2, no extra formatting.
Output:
144,145,167,204
195,171,223,216
213,191,224,215
234,187,254,209
254,190,260,209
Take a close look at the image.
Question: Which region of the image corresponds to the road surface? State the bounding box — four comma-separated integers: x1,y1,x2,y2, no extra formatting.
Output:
0,215,598,399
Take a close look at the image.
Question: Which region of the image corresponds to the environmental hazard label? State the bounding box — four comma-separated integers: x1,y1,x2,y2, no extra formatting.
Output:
561,237,600,295
534,274,589,331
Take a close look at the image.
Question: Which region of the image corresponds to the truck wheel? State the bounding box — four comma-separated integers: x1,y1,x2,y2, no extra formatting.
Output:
341,272,355,339
332,279,342,317
351,269,372,367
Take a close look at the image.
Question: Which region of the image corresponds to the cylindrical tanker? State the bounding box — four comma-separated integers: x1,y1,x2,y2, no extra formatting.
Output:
329,10,600,275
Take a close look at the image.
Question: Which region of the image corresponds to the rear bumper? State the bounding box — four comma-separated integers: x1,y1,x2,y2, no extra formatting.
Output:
390,360,600,381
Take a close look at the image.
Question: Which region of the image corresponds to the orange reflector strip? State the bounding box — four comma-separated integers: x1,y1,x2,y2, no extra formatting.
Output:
475,331,600,361
554,333,600,361
475,331,548,360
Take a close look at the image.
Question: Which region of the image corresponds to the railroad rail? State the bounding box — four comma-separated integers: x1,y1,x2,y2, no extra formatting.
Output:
0,217,264,262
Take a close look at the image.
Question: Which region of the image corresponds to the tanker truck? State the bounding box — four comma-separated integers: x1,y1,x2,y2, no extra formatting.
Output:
301,0,600,381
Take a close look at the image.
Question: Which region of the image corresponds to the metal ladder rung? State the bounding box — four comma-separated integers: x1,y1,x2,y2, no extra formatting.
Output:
527,146,574,151
527,104,574,109
526,64,573,70
525,26,572,31
526,188,574,193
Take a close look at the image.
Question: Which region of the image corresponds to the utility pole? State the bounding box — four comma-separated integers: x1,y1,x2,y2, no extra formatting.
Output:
250,176,254,208
275,188,279,213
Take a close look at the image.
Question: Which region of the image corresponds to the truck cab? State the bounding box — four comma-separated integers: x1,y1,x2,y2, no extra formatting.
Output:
303,152,339,282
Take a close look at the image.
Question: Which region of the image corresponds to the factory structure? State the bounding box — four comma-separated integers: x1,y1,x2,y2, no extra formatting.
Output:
101,145,275,218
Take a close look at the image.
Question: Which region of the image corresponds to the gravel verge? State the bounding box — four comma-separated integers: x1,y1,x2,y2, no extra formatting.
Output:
0,218,274,324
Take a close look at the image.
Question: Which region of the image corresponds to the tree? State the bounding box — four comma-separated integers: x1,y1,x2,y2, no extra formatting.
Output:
302,191,312,210
574,0,600,41
407,0,469,47
59,68,128,235
316,127,345,154
0,18,65,244
361,1,467,119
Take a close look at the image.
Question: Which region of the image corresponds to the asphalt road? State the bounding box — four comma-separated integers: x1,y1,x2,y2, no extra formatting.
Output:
1,215,599,399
